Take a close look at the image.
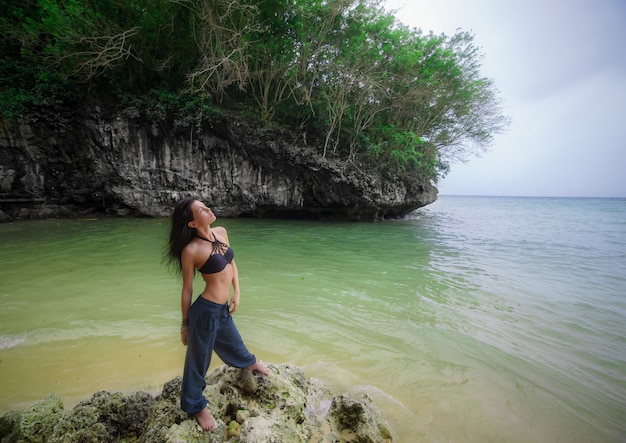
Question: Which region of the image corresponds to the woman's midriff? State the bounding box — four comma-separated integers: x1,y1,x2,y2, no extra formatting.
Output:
198,265,232,304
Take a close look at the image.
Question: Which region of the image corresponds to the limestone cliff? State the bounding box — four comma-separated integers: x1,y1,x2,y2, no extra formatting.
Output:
0,108,437,221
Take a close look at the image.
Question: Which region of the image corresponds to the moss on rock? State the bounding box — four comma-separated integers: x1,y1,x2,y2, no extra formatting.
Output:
0,364,393,443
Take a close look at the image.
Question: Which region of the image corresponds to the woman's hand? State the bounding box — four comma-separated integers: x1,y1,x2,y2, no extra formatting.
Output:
181,327,188,346
229,291,240,314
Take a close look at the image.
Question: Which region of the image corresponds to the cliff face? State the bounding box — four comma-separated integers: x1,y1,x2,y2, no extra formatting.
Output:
0,108,437,221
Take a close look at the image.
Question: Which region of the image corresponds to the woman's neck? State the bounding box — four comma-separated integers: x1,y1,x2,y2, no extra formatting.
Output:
195,228,214,241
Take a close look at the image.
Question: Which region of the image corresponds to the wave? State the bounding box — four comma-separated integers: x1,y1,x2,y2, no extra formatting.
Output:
0,334,27,350
0,321,173,350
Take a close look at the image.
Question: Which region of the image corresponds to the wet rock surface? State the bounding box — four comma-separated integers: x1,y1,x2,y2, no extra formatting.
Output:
0,364,393,442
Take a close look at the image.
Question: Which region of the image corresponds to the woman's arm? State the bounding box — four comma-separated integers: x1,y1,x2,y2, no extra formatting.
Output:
180,247,195,345
229,259,241,314
219,226,241,314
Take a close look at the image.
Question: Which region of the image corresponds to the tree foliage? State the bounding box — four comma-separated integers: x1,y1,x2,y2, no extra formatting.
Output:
0,0,509,183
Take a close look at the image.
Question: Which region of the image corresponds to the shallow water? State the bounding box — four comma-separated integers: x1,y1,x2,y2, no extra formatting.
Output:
1,196,625,442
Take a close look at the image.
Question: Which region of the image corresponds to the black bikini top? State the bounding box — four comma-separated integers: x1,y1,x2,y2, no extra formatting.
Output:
196,234,234,274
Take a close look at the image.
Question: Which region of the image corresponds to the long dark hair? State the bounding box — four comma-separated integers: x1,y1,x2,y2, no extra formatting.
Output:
164,196,198,276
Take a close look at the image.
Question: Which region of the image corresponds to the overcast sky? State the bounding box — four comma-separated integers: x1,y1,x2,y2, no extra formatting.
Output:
386,0,626,197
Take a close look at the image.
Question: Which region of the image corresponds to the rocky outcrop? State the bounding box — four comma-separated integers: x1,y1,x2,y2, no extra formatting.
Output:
0,108,437,221
0,364,393,443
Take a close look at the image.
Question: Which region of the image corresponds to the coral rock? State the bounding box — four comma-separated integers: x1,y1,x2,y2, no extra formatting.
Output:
0,364,393,443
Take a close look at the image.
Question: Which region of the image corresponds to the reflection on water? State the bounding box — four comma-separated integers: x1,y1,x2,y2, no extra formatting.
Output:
1,196,625,442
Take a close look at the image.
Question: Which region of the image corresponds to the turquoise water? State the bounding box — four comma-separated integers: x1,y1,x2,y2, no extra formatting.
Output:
1,196,625,442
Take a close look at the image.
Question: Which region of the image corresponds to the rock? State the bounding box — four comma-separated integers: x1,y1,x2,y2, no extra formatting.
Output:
165,419,225,443
226,420,241,438
236,409,250,424
0,110,437,221
12,394,63,443
0,364,394,443
329,394,393,443
45,390,154,443
0,410,20,442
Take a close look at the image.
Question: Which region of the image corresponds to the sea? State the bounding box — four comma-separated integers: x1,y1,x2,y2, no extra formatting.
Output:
1,195,625,442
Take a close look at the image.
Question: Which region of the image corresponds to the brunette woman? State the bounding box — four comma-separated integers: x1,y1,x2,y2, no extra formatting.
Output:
165,196,269,430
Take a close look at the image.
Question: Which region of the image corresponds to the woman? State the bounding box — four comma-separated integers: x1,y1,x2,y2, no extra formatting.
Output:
165,196,269,430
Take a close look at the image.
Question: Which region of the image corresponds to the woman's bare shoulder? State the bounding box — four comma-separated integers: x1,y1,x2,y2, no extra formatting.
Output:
181,240,198,256
213,226,228,235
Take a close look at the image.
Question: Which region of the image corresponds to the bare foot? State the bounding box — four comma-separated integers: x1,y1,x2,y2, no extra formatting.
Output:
247,360,270,375
195,408,216,431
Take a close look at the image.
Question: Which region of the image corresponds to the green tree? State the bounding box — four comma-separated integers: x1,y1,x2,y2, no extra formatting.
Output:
177,0,258,103
1,0,509,183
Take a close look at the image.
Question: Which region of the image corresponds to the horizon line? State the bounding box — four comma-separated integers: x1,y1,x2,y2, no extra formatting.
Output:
438,194,626,199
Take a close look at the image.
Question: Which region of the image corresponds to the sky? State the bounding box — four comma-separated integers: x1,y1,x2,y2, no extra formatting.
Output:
385,0,626,197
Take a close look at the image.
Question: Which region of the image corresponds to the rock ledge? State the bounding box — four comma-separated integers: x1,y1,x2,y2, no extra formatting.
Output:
0,364,393,442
